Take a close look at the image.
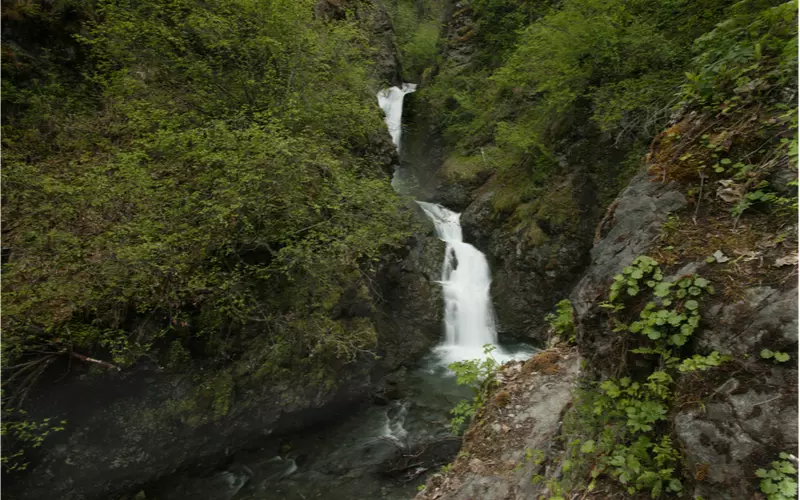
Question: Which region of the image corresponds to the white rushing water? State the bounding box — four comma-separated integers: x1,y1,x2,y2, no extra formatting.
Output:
377,83,417,150
377,84,529,367
414,201,503,364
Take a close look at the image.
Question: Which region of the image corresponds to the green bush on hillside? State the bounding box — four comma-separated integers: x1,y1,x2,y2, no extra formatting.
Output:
2,0,416,385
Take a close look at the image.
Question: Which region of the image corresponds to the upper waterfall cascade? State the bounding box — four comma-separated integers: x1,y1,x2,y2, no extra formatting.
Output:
377,84,526,365
377,83,417,149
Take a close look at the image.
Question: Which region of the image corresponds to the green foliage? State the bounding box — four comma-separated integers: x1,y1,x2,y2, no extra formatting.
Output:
680,0,798,107
2,0,419,397
761,349,792,363
554,256,726,497
678,351,731,372
561,380,683,498
416,0,798,231
755,452,798,500
607,256,714,352
608,255,663,303
391,0,445,80
676,1,798,223
448,344,500,433
1,409,67,472
545,299,576,342
470,0,552,65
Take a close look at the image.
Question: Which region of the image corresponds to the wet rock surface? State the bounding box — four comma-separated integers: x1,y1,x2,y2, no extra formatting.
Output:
374,227,447,373
414,348,580,500
675,370,798,500
7,219,447,500
460,174,596,343
571,171,687,376
145,355,475,500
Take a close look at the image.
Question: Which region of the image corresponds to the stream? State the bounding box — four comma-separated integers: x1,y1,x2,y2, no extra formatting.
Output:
148,84,533,500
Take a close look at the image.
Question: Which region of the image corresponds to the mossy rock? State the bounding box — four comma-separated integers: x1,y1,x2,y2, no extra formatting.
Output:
508,179,580,237
438,153,492,183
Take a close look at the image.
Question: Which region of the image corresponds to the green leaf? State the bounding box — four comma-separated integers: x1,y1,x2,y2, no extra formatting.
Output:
685,300,699,310
580,440,596,454
627,455,641,473
670,334,686,346
761,479,779,494
761,349,774,359
654,282,671,297
779,478,798,495
774,352,791,363
646,327,662,340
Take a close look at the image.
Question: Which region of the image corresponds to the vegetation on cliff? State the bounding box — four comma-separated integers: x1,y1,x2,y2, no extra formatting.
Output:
416,0,796,498
419,0,795,211
391,0,446,80
2,0,423,470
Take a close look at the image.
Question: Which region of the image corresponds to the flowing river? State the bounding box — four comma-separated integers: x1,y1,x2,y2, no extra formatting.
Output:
148,84,533,500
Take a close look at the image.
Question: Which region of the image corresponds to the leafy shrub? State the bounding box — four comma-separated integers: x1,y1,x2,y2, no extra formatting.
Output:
545,299,576,342
681,0,798,106
2,0,418,394
556,256,725,497
448,344,500,433
1,409,66,472
761,349,792,363
678,352,731,372
392,0,445,80
756,452,798,500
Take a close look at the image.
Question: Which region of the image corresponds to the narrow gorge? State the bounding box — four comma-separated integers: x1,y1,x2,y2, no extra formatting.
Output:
2,1,797,500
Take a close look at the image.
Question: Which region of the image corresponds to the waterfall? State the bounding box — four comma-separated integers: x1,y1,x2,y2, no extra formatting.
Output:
376,83,417,150
377,84,526,366
414,202,500,364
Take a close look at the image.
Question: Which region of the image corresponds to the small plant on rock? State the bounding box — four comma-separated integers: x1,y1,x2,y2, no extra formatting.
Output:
567,256,720,497
448,344,500,433
756,452,798,500
678,351,731,372
761,349,791,363
545,299,576,343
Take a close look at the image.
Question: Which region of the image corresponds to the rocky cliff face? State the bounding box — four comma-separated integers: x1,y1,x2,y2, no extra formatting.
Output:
415,348,580,500
316,0,404,86
412,103,798,499
461,171,596,342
